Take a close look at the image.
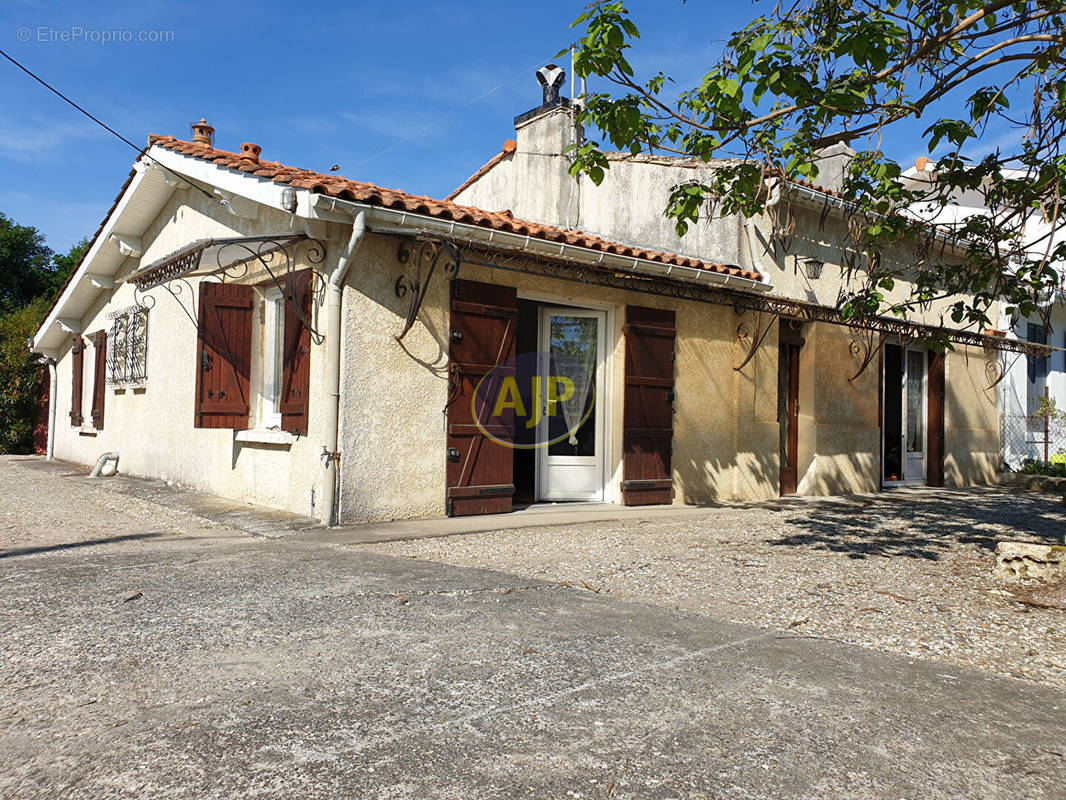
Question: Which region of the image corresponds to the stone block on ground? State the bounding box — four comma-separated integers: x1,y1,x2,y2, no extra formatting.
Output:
995,541,1066,582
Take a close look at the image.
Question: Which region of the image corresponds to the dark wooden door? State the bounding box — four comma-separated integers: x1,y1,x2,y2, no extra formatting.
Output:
778,340,801,495
926,351,945,487
446,279,517,516
621,306,676,506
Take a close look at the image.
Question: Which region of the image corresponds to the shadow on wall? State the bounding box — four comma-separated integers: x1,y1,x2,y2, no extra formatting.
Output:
761,488,1066,560
396,309,449,378
678,448,782,505
796,450,879,495
945,347,999,486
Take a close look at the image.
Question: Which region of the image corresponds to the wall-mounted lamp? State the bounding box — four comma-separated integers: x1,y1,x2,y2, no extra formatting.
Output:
280,186,298,214
802,257,824,280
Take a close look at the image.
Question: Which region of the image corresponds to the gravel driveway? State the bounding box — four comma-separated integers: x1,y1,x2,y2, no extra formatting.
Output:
368,488,1066,687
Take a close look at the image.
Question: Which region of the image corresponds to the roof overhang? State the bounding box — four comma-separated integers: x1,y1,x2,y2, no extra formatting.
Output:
31,159,179,354
30,144,335,355
151,142,770,292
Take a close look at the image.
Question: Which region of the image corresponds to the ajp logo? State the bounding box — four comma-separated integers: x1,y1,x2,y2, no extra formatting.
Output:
472,351,595,450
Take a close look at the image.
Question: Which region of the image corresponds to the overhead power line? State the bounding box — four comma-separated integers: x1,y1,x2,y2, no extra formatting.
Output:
0,47,213,199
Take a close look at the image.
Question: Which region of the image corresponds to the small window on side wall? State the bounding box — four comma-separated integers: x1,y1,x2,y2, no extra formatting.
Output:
107,307,149,386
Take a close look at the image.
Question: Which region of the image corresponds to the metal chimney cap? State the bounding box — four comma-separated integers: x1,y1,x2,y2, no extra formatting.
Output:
536,64,566,105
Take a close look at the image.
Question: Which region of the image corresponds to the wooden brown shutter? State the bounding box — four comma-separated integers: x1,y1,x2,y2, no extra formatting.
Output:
446,279,517,516
622,306,676,505
926,351,946,487
280,269,312,436
69,335,84,426
194,282,253,429
90,330,107,429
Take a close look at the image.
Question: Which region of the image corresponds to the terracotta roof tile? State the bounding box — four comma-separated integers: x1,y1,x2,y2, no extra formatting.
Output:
147,134,762,283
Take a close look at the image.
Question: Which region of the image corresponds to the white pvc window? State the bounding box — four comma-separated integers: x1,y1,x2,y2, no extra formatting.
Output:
260,288,285,429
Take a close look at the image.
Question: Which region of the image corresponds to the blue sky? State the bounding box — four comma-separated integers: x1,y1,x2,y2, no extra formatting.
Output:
1,1,1016,256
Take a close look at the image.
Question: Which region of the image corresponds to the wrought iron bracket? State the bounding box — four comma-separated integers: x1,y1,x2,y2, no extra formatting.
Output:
984,349,1023,391
734,312,780,371
127,234,327,343
452,242,1055,359
847,330,887,383
394,235,461,342
207,236,327,345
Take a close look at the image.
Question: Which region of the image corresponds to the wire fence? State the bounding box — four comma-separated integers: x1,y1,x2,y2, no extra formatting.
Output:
1001,412,1066,469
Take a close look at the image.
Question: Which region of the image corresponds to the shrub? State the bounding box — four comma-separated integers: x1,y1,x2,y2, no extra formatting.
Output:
0,298,47,453
1020,459,1066,478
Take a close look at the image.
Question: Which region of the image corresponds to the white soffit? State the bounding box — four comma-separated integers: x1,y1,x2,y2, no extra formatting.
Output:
32,160,176,353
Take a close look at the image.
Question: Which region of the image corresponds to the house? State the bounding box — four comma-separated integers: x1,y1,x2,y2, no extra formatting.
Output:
30,73,1047,525
901,160,1066,467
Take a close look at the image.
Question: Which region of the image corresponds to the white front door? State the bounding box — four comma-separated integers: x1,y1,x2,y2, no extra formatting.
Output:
883,343,928,483
903,347,927,483
536,307,606,501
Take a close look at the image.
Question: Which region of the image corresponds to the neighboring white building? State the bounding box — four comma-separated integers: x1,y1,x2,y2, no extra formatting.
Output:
902,161,1066,466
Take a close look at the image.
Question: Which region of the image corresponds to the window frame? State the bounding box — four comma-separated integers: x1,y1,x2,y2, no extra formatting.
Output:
259,287,286,431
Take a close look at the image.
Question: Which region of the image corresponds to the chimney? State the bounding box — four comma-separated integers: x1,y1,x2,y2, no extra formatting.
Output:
191,118,214,146
537,64,566,105
811,142,856,193
507,66,582,229
240,142,262,162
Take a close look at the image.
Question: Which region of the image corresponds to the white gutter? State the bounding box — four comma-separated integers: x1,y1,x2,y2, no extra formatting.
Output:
312,196,773,294
783,179,973,255
320,210,367,526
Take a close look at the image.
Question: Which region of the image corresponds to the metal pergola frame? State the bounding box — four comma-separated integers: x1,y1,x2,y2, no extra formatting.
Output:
125,234,327,343
450,240,1057,359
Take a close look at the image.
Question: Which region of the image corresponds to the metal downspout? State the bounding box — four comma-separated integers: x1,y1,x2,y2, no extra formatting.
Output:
321,211,367,526
46,359,57,460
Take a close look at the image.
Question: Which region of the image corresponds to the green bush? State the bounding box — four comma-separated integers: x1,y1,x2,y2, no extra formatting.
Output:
1020,459,1066,478
0,298,48,453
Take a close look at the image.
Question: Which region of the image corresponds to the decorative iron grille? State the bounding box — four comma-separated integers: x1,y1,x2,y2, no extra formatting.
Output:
107,306,149,385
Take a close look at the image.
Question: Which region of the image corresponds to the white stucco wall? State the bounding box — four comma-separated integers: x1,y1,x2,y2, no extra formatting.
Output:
49,188,344,520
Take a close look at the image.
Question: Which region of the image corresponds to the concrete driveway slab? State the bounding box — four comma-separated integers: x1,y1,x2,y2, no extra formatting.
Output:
1,457,1063,799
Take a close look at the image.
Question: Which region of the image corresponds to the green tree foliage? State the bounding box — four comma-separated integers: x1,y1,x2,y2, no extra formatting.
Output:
568,1,1066,329
0,217,89,453
50,237,90,298
0,297,48,453
0,213,55,313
